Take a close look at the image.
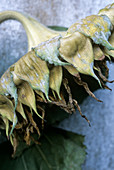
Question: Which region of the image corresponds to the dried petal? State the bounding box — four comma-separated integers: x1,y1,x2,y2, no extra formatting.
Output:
34,35,68,66
14,50,49,99
103,31,114,57
68,15,114,50
2,118,9,137
16,101,27,120
64,65,79,77
59,32,101,85
17,81,42,119
98,3,114,26
93,45,105,61
0,95,17,135
49,66,62,99
0,66,18,109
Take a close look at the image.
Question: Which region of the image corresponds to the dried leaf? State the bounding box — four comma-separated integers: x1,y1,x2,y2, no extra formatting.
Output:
68,15,114,50
98,3,114,26
16,101,27,120
73,99,91,126
64,65,79,77
93,45,105,60
35,90,46,101
96,66,114,83
0,95,17,135
74,77,102,102
63,79,75,113
18,82,42,119
0,66,18,109
103,31,114,57
26,109,40,137
49,66,62,99
14,50,49,99
60,32,101,85
0,95,15,122
34,35,68,66
2,118,9,137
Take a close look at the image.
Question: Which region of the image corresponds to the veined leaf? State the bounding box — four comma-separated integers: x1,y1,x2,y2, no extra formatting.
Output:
49,66,62,99
59,32,100,84
14,50,49,99
34,35,68,66
68,15,114,50
0,129,86,170
0,66,18,109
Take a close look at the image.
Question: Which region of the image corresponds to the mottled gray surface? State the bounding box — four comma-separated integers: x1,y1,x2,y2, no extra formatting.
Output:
0,0,114,170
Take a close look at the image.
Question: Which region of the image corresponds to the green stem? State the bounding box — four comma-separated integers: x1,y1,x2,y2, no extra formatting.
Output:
0,11,65,51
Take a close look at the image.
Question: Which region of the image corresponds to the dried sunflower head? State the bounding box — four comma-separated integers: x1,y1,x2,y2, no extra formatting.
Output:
0,3,114,151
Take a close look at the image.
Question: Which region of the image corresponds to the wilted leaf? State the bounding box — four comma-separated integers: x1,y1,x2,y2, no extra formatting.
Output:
0,66,18,109
64,65,79,77
35,90,46,101
18,82,42,119
2,118,9,137
68,15,114,50
93,45,105,60
34,35,68,66
0,129,86,170
0,95,15,122
0,95,17,135
59,32,100,84
16,101,27,120
49,66,62,99
103,31,114,57
14,50,49,99
98,3,114,26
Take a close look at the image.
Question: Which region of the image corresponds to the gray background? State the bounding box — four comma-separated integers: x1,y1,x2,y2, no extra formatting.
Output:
0,0,114,170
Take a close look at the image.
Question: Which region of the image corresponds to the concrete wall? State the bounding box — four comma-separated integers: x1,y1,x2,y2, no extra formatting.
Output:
0,0,114,169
